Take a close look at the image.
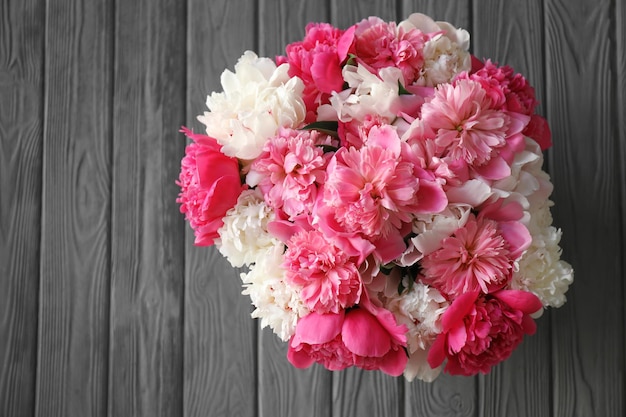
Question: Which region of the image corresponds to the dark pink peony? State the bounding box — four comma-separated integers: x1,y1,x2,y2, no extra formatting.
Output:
287,300,408,376
427,290,542,376
349,17,430,85
176,127,245,246
283,23,352,120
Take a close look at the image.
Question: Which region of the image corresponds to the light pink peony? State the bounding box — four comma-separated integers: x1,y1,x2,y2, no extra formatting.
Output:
176,127,246,246
247,127,331,219
463,59,552,150
349,17,430,85
287,300,408,376
284,229,362,313
323,125,446,240
420,213,530,297
427,290,542,376
420,79,529,180
282,23,352,120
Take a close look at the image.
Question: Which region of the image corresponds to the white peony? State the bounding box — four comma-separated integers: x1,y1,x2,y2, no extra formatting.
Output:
216,189,280,268
319,64,403,123
385,280,449,381
198,51,306,160
241,243,308,341
399,13,471,86
511,203,574,308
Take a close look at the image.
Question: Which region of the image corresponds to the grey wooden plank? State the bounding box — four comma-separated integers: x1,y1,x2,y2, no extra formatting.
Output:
545,0,623,416
108,0,186,415
183,1,258,416
331,0,398,29
256,2,334,417
469,2,552,416
618,4,626,417
0,1,44,416
35,0,112,416
258,0,330,57
395,3,479,416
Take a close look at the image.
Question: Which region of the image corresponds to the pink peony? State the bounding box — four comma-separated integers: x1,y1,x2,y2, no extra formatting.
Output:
287,301,408,376
427,290,542,376
284,229,362,313
248,128,331,219
420,213,530,297
176,127,245,246
323,125,446,239
283,23,352,120
349,17,430,85
420,79,529,180
462,59,552,150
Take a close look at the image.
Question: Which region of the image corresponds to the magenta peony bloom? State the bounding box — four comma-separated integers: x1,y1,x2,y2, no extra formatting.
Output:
176,127,245,246
248,127,332,219
421,213,530,297
284,229,362,313
287,301,408,376
349,17,430,85
283,23,351,120
427,290,542,376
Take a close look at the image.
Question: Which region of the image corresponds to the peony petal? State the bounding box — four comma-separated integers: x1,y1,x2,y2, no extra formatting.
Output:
377,348,409,377
473,155,511,180
441,291,479,331
287,342,315,369
413,180,448,214
311,51,344,94
446,179,492,206
427,333,447,368
493,290,543,315
498,220,531,259
447,323,467,353
292,311,344,345
342,309,391,357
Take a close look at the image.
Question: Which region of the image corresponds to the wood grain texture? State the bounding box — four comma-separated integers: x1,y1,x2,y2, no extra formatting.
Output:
401,0,471,31
330,0,398,28
0,1,44,416
108,0,186,416
35,1,112,416
618,4,626,416
184,1,258,416
256,3,333,417
333,369,403,417
545,0,624,416
471,2,552,416
258,0,330,58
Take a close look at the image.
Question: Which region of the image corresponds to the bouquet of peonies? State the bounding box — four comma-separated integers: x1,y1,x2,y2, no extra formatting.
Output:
177,13,573,381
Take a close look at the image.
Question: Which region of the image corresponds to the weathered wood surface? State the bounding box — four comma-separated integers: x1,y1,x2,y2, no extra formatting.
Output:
1,0,624,416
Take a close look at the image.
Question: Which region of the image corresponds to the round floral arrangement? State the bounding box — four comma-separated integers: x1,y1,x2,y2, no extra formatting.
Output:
177,13,573,381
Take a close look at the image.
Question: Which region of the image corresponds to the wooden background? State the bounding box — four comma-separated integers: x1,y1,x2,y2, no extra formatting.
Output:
1,0,624,416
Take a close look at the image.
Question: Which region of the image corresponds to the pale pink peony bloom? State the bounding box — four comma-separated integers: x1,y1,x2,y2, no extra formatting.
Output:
247,127,331,219
420,213,530,297
421,79,510,164
349,17,431,85
176,127,246,246
284,229,362,313
282,23,352,120
427,290,542,376
323,125,446,240
287,300,408,376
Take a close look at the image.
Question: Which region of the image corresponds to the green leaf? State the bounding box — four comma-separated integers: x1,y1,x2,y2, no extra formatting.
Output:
398,80,411,96
344,53,358,67
301,121,339,138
